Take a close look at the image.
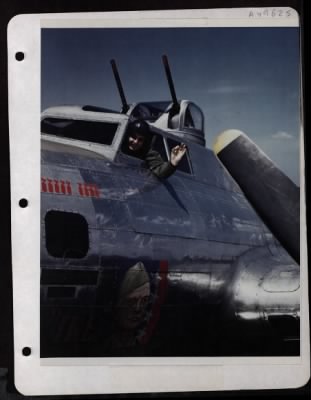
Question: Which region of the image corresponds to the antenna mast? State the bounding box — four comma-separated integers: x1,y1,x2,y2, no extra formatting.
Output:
110,59,129,113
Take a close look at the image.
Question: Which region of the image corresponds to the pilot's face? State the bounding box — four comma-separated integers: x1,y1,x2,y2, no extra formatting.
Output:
128,133,145,152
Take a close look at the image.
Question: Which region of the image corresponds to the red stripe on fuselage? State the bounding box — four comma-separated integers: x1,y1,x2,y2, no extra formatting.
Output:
140,260,168,345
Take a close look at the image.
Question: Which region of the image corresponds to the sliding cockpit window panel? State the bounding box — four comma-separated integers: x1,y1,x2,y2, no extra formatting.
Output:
150,133,169,161
121,128,168,163
41,118,119,146
166,137,193,175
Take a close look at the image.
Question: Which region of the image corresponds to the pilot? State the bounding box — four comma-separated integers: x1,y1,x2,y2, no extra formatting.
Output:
123,119,187,179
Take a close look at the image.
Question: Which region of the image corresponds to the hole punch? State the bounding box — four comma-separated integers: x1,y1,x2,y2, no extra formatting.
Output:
15,52,25,61
22,347,31,356
19,198,28,208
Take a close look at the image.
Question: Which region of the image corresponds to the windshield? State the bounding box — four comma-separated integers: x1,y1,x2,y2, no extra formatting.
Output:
184,104,204,131
131,102,171,121
41,118,118,145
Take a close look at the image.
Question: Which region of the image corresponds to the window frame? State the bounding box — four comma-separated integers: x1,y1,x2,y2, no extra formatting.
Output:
164,137,193,175
41,117,120,147
119,125,193,176
41,112,129,161
45,210,89,259
180,101,204,133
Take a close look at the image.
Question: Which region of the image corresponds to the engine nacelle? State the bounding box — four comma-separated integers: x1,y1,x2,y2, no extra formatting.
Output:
225,247,299,333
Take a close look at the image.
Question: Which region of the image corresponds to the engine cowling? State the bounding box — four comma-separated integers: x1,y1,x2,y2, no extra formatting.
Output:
224,247,299,344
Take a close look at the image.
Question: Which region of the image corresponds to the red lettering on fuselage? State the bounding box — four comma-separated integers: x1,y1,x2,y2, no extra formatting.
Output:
77,183,100,198
41,177,73,196
41,177,99,198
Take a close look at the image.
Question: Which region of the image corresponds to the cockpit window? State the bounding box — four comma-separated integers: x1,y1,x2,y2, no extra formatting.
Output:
131,102,171,121
150,134,168,161
121,128,168,163
184,104,204,131
41,118,118,145
166,138,192,174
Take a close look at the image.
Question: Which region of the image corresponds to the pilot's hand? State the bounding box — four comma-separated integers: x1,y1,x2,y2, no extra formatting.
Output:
170,143,187,166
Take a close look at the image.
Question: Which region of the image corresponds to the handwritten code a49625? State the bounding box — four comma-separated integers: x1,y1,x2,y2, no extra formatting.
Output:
249,9,293,18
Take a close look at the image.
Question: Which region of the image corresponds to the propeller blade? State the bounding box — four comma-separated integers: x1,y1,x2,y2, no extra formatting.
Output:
214,129,300,264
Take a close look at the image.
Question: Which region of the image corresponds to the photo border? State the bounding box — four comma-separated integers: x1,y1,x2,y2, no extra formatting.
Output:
8,8,309,395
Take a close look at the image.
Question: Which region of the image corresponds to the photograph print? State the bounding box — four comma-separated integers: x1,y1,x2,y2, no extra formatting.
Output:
40,25,301,358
